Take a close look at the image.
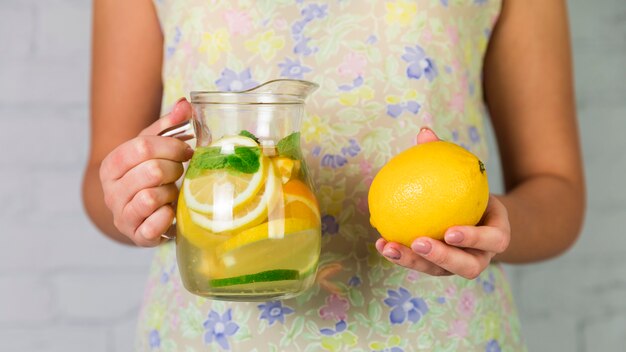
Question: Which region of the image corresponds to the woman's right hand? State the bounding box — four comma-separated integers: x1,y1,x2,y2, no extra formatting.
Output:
99,98,194,247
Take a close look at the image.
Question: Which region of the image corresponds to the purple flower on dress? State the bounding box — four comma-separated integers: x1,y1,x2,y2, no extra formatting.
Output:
278,58,312,79
339,76,364,92
366,35,378,45
402,45,438,82
294,37,314,56
437,296,446,304
160,271,169,284
166,27,182,58
441,0,449,6
292,20,307,38
148,329,160,349
312,146,322,157
469,126,481,144
257,301,294,326
301,4,328,22
375,348,404,352
481,272,495,293
341,139,361,157
387,101,421,118
347,276,361,287
321,154,348,168
322,214,339,235
320,320,347,336
486,339,501,352
452,129,460,141
215,68,258,92
475,0,488,4
384,287,429,325
203,309,239,350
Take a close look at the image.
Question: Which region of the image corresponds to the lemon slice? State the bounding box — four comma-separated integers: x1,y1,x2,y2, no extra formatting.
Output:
189,162,280,233
272,157,301,184
283,179,321,221
216,217,318,255
211,135,258,148
183,136,265,214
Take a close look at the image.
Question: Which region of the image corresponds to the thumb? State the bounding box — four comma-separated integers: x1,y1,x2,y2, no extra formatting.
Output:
415,127,440,145
141,97,192,136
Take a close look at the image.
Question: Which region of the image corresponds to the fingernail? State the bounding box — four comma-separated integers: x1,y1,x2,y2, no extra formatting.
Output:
411,240,431,255
172,97,187,114
383,248,401,260
445,232,464,244
185,146,194,159
419,127,435,136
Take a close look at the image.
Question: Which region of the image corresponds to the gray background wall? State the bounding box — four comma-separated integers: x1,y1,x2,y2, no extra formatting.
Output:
0,0,624,351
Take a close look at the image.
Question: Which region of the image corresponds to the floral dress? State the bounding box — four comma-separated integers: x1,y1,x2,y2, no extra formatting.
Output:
137,1,526,351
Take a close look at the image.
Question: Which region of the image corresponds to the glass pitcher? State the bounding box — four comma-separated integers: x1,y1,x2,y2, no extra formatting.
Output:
160,79,321,301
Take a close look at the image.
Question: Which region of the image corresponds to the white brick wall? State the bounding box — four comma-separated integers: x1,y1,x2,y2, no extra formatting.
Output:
0,0,624,351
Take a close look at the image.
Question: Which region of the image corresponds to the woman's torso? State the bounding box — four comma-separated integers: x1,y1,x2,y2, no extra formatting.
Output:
137,1,525,351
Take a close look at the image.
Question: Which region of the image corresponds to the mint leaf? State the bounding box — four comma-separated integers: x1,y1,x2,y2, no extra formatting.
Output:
226,147,260,174
277,132,301,159
185,147,227,178
239,130,260,144
192,147,227,169
185,145,260,177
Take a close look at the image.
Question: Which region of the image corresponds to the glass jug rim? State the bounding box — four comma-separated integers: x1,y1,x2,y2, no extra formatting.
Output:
190,79,318,105
190,92,304,105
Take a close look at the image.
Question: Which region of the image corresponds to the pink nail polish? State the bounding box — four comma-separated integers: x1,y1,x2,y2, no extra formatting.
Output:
445,232,464,244
383,248,401,260
172,97,187,115
411,240,431,255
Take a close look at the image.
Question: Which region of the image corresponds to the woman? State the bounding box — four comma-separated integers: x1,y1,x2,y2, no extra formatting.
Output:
83,0,585,350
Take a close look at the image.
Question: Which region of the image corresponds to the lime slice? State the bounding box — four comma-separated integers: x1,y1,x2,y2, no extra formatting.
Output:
208,269,300,288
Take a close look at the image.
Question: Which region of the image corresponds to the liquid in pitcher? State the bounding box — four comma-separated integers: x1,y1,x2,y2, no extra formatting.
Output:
175,131,321,301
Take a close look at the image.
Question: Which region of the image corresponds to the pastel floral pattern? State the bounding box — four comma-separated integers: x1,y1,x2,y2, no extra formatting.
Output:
384,287,429,325
137,0,526,350
203,309,239,350
402,45,438,82
215,68,258,92
257,301,294,325
319,294,350,321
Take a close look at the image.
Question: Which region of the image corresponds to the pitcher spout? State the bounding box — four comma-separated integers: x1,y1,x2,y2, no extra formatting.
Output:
242,79,319,101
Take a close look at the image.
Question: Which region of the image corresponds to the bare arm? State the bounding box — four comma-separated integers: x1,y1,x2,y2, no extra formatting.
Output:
82,0,190,246
376,0,585,276
485,0,585,263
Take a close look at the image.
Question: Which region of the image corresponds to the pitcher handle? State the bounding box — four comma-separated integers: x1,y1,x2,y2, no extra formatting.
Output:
157,120,194,241
158,120,195,140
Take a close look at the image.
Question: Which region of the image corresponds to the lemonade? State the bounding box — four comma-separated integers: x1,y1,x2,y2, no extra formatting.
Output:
176,131,321,300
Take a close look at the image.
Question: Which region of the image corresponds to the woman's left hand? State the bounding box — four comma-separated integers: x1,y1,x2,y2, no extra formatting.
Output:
375,128,511,279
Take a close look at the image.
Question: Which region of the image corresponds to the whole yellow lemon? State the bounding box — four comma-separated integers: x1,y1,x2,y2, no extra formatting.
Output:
368,141,489,247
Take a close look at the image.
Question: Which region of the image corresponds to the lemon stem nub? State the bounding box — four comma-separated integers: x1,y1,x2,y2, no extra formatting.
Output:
479,160,485,174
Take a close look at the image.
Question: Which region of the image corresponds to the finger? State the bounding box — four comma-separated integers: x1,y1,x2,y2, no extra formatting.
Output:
411,237,490,279
377,241,452,276
134,205,176,247
121,184,179,234
444,225,510,254
140,98,192,136
416,127,440,145
443,196,510,253
480,195,510,232
375,238,387,253
108,159,183,215
100,135,192,181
